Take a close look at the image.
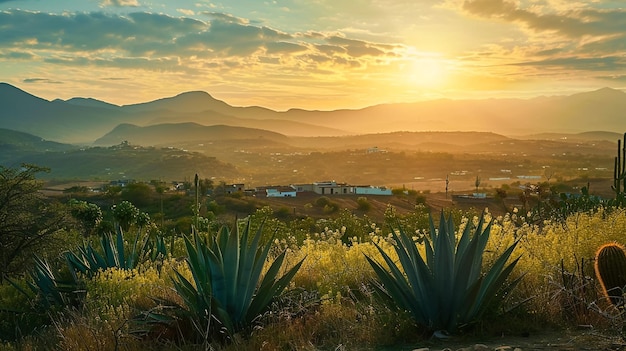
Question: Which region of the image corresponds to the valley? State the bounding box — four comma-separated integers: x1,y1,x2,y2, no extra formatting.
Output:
0,83,621,202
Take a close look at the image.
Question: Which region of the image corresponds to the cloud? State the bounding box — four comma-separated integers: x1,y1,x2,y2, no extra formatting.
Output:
177,9,195,16
457,0,626,77
511,56,626,72
0,51,34,60
0,8,409,83
201,11,248,24
23,78,63,84
597,75,626,83
462,0,626,39
100,0,139,7
265,41,308,55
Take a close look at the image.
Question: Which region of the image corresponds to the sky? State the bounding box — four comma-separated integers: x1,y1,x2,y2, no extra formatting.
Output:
1,0,625,111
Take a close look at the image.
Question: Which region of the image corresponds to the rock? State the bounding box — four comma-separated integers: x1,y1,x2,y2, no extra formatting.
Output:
412,348,429,351
473,344,489,351
495,346,512,351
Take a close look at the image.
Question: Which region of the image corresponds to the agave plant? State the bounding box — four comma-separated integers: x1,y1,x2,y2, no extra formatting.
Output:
8,256,84,311
365,211,522,333
65,226,167,277
168,219,305,341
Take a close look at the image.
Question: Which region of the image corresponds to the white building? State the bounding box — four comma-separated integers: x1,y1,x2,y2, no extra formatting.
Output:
354,186,392,195
266,186,297,197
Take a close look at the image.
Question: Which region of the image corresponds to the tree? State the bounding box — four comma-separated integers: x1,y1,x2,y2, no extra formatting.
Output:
0,164,72,280
121,182,153,207
112,200,140,232
69,199,103,236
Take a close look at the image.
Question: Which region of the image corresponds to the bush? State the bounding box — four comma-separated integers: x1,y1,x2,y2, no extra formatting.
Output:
357,197,371,212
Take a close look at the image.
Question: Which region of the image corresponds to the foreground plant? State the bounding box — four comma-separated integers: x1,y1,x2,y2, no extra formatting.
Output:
142,219,305,343
594,242,626,306
65,226,167,277
365,211,522,333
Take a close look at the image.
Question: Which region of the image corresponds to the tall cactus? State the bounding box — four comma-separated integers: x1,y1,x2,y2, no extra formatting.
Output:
612,133,626,196
594,242,626,306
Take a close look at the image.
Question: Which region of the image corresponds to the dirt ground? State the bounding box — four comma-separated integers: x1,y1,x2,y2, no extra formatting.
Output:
384,329,626,351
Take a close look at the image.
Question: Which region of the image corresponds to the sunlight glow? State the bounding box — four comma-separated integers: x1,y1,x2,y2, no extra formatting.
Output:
403,55,449,89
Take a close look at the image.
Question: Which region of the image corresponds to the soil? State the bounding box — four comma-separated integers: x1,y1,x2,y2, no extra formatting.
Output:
384,330,626,351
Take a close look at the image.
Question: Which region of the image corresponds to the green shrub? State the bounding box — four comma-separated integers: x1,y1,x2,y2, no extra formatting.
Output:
357,197,371,212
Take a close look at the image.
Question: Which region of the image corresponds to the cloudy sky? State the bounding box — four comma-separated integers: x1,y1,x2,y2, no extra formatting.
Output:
1,0,625,110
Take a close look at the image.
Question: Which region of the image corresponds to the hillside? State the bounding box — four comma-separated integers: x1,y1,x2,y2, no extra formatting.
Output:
0,126,617,191
2,139,238,181
94,123,292,146
2,83,626,144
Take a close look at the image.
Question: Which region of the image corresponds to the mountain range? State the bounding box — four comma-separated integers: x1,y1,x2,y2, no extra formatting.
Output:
1,82,626,145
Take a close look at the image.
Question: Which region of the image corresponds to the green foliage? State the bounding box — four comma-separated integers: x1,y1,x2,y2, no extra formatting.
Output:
526,185,604,224
365,211,521,333
111,200,139,231
356,197,371,212
383,204,430,239
2,257,84,341
69,200,103,236
314,196,331,208
391,188,405,196
0,164,74,279
24,256,83,310
0,279,49,342
160,220,305,343
65,227,167,278
594,242,626,306
121,182,153,207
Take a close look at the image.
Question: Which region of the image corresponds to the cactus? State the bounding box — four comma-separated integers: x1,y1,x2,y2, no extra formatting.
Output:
594,242,626,306
612,133,626,196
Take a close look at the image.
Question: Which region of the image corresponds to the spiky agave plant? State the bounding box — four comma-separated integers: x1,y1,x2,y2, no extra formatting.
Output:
65,226,167,277
167,219,305,342
365,211,522,333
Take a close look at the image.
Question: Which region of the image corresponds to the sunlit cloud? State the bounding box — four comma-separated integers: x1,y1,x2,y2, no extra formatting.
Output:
1,0,625,109
100,0,140,7
177,8,195,16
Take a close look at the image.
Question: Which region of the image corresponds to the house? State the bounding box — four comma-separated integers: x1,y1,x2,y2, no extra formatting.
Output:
213,183,246,195
225,183,245,194
266,186,297,197
292,183,314,192
312,181,354,195
354,186,392,195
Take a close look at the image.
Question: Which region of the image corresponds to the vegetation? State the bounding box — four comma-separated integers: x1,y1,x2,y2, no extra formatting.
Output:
366,211,520,333
594,243,626,306
0,164,75,280
6,158,626,349
141,220,305,344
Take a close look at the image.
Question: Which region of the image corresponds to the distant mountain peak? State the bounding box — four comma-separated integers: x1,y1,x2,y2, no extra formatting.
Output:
174,90,213,98
572,87,626,100
64,97,120,109
0,82,49,101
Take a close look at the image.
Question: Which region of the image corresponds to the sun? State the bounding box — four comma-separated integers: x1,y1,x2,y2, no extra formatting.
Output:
404,56,449,89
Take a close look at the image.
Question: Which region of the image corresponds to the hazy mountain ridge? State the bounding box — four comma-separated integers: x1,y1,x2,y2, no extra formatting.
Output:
94,123,292,146
1,82,626,144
